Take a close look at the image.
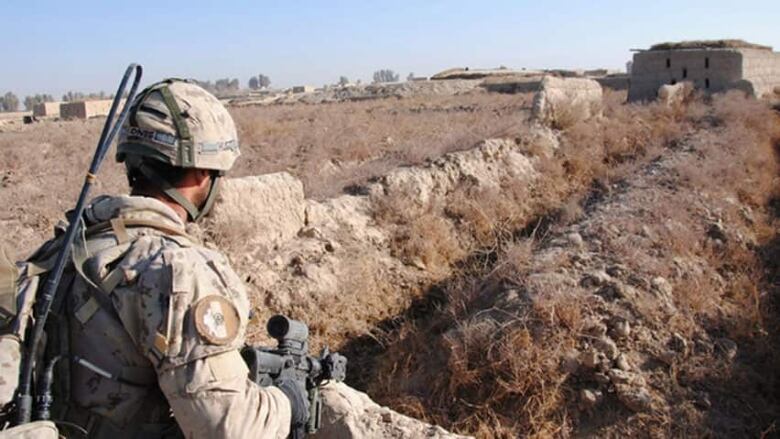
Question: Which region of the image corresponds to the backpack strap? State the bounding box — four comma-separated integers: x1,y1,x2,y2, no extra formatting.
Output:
0,247,18,324
70,217,192,324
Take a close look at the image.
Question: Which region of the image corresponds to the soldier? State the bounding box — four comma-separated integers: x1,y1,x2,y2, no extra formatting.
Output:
35,79,306,438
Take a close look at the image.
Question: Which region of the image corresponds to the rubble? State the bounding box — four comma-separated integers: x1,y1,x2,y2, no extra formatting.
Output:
657,82,695,107
315,383,472,439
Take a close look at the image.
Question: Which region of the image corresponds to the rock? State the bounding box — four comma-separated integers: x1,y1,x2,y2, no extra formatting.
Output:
594,337,620,360
616,385,653,413
581,270,612,288
567,232,584,248
670,333,689,355
599,281,636,301
715,338,738,361
410,257,427,270
608,369,633,385
650,277,676,312
611,319,631,340
657,81,695,107
532,76,604,128
579,350,603,369
616,353,632,371
315,382,472,438
580,389,603,409
211,173,305,250
586,321,608,337
651,277,673,297
606,264,628,278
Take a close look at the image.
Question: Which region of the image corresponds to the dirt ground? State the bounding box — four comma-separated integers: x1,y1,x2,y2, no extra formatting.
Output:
2,87,780,438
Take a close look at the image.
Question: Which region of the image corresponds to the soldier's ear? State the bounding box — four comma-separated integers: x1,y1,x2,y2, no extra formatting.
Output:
184,169,211,187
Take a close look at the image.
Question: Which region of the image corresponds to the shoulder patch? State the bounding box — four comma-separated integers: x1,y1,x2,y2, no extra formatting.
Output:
193,295,240,345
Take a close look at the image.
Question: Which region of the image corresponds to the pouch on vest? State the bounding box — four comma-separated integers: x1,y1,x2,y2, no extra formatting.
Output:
0,246,41,407
0,420,59,439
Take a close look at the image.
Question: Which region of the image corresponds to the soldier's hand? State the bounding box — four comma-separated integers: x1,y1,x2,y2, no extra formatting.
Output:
274,371,310,431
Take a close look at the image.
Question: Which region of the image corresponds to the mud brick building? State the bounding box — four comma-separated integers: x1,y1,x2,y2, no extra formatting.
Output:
32,102,61,118
628,40,780,101
59,99,115,119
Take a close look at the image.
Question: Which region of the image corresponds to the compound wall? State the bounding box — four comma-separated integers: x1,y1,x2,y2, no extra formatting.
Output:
741,49,780,97
628,49,743,101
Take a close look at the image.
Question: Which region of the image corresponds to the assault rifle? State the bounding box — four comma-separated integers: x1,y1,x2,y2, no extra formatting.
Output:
241,315,347,436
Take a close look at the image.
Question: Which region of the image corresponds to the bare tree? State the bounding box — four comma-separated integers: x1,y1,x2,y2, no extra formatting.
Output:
23,94,54,110
372,69,399,84
0,92,20,112
257,74,271,89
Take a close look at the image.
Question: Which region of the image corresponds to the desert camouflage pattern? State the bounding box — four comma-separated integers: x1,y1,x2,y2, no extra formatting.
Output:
116,80,240,172
51,195,290,438
0,421,58,439
0,336,20,406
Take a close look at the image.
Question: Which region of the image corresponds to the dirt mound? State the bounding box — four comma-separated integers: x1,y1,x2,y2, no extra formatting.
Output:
315,383,472,438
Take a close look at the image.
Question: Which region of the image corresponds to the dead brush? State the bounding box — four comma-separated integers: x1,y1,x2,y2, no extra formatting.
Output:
360,92,780,437
369,285,583,438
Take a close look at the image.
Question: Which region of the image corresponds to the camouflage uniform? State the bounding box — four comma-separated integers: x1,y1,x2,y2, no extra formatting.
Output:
38,79,294,438
50,195,291,438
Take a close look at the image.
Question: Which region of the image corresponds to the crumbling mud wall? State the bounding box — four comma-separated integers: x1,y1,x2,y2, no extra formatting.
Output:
741,48,780,98
532,76,603,128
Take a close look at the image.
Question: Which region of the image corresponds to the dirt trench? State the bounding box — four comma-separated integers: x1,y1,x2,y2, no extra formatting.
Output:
339,107,780,437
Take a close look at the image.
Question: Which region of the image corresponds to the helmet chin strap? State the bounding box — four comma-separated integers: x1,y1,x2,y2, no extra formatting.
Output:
127,156,221,222
196,173,222,221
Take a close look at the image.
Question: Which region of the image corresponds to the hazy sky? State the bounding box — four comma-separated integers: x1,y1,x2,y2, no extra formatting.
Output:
2,0,779,98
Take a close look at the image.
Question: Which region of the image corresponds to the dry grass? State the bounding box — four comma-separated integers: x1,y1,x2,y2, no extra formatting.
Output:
357,92,780,437
230,92,533,199
0,91,533,258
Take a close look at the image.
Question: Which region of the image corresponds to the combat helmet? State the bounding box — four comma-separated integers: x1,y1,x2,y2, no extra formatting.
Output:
116,78,240,221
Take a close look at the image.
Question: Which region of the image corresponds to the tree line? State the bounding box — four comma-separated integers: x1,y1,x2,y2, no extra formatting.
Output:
0,91,114,112
1,68,414,112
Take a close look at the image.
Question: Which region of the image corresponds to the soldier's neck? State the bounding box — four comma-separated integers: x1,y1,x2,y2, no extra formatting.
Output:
130,189,189,223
